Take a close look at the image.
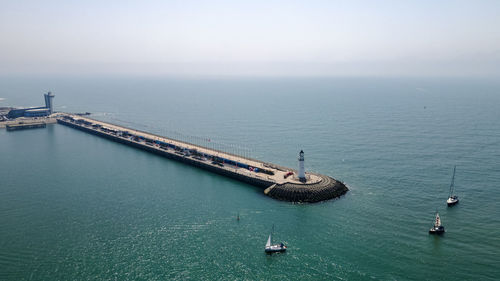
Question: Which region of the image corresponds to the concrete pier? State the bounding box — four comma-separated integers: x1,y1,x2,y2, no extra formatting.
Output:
0,117,57,129
0,117,56,129
6,122,46,131
56,113,348,203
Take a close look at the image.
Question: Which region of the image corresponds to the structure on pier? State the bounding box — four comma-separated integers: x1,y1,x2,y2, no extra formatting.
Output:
298,150,306,182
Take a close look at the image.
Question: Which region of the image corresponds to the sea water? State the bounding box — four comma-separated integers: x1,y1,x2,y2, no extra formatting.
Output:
1,76,499,280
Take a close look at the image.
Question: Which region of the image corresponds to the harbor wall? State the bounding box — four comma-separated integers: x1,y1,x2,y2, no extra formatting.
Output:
265,175,349,203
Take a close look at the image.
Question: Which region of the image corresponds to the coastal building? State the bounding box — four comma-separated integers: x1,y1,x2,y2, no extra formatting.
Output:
7,92,55,118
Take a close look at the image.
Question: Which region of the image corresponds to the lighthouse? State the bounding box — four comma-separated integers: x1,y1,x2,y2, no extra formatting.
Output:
298,150,306,182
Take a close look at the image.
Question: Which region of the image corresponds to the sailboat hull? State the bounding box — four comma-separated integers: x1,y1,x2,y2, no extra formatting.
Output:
265,245,287,253
429,226,445,234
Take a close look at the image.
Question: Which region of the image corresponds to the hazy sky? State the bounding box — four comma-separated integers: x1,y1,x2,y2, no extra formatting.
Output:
1,0,499,77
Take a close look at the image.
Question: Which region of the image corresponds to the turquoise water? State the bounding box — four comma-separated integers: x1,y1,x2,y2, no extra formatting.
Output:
1,77,499,280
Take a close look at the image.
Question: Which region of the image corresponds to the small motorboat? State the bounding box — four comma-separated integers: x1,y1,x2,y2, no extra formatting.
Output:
447,166,459,206
429,211,445,234
447,195,459,206
265,225,287,253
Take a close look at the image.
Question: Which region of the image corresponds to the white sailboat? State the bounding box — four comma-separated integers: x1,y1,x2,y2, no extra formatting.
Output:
446,166,459,206
265,226,287,253
429,211,445,234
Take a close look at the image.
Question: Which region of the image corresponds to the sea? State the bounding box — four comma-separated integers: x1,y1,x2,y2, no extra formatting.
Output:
1,76,499,280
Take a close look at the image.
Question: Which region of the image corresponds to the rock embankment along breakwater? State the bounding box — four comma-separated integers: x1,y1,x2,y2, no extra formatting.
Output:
56,113,348,203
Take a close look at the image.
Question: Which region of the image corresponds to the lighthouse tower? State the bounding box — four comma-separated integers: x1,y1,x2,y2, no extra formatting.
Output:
298,150,306,182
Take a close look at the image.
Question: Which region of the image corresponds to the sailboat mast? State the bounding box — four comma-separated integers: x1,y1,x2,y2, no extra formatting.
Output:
449,166,456,197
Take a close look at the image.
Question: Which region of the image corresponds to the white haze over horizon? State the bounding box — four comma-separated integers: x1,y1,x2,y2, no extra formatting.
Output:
1,0,499,77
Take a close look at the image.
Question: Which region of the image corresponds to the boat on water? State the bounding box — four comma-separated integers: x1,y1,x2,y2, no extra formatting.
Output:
265,226,287,253
446,166,459,206
429,211,445,234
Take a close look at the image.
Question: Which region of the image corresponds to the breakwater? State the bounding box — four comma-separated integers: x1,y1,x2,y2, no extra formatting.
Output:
56,113,348,203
